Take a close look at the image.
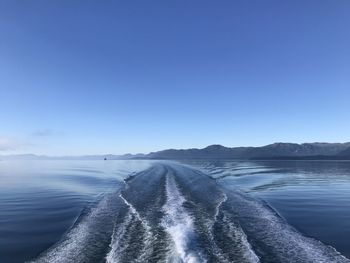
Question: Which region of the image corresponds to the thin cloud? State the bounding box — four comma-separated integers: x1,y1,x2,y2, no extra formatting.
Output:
0,137,20,151
31,129,54,137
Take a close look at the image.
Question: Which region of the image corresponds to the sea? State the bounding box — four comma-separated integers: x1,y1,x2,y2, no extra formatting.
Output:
0,159,350,263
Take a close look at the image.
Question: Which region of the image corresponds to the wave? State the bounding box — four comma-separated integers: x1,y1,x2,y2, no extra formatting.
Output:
30,162,350,263
223,190,350,263
162,171,206,263
207,193,260,263
30,191,122,263
106,194,154,263
165,164,260,263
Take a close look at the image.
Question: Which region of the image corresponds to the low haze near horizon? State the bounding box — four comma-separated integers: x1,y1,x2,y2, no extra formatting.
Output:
1,0,350,155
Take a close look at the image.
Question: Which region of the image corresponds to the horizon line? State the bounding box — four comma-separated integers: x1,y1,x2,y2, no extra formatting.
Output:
1,141,350,157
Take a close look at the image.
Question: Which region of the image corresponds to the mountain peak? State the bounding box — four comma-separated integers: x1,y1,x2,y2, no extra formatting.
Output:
204,144,226,150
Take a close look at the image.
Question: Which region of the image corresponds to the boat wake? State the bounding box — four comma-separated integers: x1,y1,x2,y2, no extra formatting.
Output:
30,163,350,263
162,170,205,263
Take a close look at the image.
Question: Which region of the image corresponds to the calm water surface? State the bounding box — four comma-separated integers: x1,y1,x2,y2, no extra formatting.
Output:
0,159,349,262
185,160,350,259
0,160,153,262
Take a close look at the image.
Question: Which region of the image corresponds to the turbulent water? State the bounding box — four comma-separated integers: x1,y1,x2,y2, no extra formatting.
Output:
1,160,350,262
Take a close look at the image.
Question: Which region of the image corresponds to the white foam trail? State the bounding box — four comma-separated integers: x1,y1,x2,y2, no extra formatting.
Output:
162,173,206,263
119,194,147,225
221,212,260,263
203,193,232,263
105,207,134,263
231,191,350,263
106,194,153,263
31,194,116,263
214,193,227,221
204,192,259,263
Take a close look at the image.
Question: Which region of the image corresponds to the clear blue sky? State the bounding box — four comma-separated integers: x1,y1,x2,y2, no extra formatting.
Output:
0,0,349,155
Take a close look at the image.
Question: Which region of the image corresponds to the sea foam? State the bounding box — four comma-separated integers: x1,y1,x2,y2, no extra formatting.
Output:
162,173,206,263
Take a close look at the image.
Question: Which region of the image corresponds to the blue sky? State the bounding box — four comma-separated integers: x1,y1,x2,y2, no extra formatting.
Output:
0,0,349,155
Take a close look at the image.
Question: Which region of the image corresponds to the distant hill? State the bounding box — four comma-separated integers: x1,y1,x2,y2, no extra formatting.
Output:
145,142,350,160
337,146,350,157
2,142,350,160
0,153,145,160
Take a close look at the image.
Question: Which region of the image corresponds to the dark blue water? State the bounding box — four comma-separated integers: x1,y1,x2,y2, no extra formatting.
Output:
0,160,152,262
0,160,349,262
185,160,350,260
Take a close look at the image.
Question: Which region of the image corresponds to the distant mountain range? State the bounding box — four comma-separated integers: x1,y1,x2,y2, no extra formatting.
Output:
0,153,146,161
2,142,350,161
145,142,350,160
